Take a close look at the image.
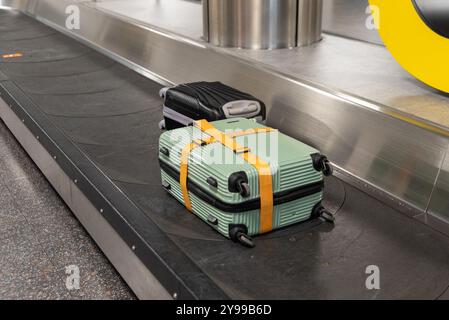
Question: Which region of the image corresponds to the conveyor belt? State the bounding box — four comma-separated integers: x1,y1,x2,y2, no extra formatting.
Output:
2,10,449,299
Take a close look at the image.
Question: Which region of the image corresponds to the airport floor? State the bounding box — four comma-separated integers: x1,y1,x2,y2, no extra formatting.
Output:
0,119,135,300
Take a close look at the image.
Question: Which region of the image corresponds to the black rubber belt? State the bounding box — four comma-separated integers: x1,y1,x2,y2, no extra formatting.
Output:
0,80,229,300
0,70,7,81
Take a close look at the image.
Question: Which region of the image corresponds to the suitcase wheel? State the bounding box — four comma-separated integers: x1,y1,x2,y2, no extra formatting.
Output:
320,209,335,223
322,159,333,177
311,154,333,177
229,225,255,248
229,172,251,198
312,204,335,224
236,233,255,248
237,182,250,198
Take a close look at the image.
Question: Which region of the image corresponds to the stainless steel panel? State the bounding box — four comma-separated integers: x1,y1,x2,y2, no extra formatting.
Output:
6,0,449,228
68,0,449,129
202,0,209,41
267,90,448,212
0,96,171,300
69,181,172,300
297,0,323,46
322,0,383,45
0,0,38,12
205,0,298,49
92,0,204,41
428,151,449,224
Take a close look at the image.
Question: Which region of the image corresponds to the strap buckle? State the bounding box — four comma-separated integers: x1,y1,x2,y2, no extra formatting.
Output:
234,147,250,154
193,137,215,147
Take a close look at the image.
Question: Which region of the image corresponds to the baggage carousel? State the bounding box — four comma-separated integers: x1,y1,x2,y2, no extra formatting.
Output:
3,8,449,300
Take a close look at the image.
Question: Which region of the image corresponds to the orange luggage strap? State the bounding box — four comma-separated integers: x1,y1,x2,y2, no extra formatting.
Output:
180,137,215,211
193,120,274,234
180,125,261,210
227,127,277,138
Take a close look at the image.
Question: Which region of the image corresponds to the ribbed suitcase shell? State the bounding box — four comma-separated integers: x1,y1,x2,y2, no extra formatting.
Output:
159,118,323,238
161,82,266,130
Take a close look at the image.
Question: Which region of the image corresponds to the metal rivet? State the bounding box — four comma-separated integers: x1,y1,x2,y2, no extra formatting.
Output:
100,208,104,213
36,136,39,140
53,155,57,160
74,179,78,184
131,245,136,251
21,119,24,122
173,293,178,299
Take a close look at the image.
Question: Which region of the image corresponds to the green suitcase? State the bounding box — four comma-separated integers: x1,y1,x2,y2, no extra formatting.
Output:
158,118,333,247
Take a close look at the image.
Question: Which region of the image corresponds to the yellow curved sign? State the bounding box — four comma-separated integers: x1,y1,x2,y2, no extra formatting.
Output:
369,0,449,93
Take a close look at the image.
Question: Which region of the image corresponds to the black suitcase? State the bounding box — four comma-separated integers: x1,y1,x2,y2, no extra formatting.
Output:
159,81,266,130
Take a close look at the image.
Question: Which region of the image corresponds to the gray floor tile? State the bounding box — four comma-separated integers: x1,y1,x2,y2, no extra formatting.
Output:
0,120,135,300
0,183,20,217
0,227,59,300
0,214,28,242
